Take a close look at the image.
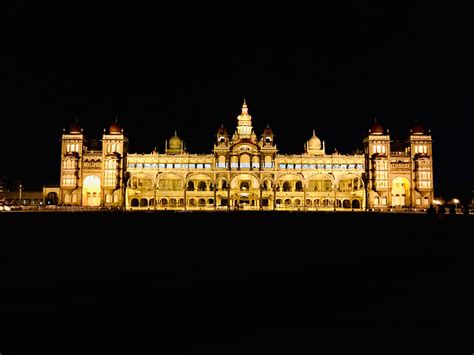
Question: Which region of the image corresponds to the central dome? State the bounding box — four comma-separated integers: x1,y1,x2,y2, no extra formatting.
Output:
169,133,182,149
308,130,321,150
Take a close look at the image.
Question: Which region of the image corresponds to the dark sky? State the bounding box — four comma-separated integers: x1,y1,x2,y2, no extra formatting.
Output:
1,2,473,200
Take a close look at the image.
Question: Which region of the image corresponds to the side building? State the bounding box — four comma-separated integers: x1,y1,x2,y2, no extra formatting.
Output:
57,101,434,211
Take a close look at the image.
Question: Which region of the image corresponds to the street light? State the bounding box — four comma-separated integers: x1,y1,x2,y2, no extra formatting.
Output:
19,184,22,206
453,198,460,211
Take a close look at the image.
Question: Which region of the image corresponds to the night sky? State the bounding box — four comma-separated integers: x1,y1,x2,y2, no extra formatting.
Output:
1,2,472,201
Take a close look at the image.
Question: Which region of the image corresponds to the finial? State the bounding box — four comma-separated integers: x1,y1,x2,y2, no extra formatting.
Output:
115,116,118,123
312,129,316,137
243,98,247,107
174,129,177,136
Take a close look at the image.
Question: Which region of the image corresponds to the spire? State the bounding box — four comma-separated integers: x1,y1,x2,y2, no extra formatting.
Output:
174,129,177,136
242,99,248,114
312,129,316,137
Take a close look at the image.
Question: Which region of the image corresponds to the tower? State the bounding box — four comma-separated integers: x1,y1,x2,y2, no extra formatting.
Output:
408,122,434,207
232,99,257,143
60,121,84,205
101,120,128,207
363,119,391,209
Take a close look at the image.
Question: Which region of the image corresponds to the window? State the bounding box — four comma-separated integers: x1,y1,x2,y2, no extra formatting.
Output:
231,162,239,169
144,164,152,169
204,164,211,169
217,162,227,168
381,197,387,205
159,163,165,169
166,163,173,169
303,164,309,169
287,164,294,169
325,164,331,169
374,197,379,205
295,164,301,169
252,162,260,169
196,164,204,169
189,164,196,169
240,162,250,168
175,163,182,169
279,163,286,169
264,162,273,168
356,164,363,169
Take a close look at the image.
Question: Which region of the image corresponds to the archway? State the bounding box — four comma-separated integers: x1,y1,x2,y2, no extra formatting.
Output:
391,177,410,207
46,192,58,205
82,175,101,206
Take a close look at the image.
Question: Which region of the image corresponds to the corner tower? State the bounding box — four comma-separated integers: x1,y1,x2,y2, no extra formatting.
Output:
101,120,128,207
363,119,391,209
60,121,84,205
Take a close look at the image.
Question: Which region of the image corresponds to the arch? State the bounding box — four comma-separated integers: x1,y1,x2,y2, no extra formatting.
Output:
337,174,364,192
276,198,282,206
198,198,206,207
228,173,261,190
178,198,185,206
239,153,251,168
156,172,185,191
307,174,334,192
295,181,303,192
293,198,302,206
127,173,155,190
169,198,177,207
105,194,112,203
160,198,168,207
187,180,195,191
208,198,214,205
140,198,148,207
131,198,139,207
342,199,351,209
72,194,77,203
197,181,207,191
113,194,119,203
82,175,101,206
351,199,360,209
282,181,292,192
149,198,155,207
284,198,291,207
188,198,196,207
64,194,71,204
261,176,274,190
305,199,312,207
391,177,410,207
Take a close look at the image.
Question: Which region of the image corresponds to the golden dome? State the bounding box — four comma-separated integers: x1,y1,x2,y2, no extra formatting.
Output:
308,130,321,150
169,131,182,149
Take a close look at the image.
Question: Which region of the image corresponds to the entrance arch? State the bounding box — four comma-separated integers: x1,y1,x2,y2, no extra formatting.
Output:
391,177,410,207
82,175,101,206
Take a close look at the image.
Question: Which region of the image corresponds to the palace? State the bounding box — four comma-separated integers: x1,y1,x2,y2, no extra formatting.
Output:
57,100,434,211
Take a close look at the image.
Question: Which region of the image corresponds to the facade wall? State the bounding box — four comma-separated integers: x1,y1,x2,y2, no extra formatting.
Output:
58,103,434,211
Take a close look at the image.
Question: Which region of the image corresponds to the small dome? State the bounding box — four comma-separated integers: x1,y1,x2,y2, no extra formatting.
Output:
308,130,321,150
69,122,81,134
109,122,122,134
411,122,424,135
217,124,227,136
169,133,182,149
370,120,383,135
263,124,273,136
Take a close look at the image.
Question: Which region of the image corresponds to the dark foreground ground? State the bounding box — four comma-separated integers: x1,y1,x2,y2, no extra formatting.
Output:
0,211,473,353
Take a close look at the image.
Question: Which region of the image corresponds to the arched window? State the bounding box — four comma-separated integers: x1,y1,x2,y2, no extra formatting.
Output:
160,198,168,206
283,181,292,192
131,198,139,207
198,198,206,206
187,181,195,191
106,194,112,203
198,181,207,191
64,194,71,203
295,181,303,191
140,198,148,207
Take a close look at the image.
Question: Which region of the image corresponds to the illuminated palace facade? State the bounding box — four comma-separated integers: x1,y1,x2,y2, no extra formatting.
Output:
59,101,434,211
